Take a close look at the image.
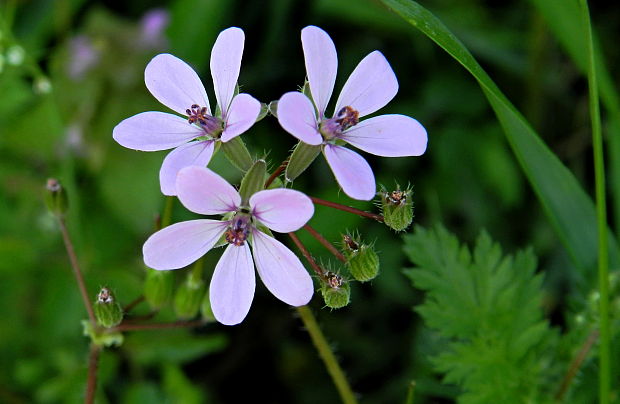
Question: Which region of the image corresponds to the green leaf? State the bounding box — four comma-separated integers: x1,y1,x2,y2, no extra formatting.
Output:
380,0,619,287
404,226,557,403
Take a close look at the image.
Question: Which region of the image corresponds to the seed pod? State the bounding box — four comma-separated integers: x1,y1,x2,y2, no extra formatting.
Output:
45,178,68,216
320,272,350,309
342,234,379,282
144,269,174,310
381,188,414,232
93,287,123,328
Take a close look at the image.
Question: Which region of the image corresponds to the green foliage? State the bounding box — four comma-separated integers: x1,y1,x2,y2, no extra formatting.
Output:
404,226,557,403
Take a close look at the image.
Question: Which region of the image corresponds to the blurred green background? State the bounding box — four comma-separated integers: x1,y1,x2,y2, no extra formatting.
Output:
1,0,619,402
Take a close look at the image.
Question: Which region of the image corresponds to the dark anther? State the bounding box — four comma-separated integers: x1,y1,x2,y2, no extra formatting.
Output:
225,216,250,246
387,190,407,205
343,234,359,252
325,271,344,289
336,106,359,130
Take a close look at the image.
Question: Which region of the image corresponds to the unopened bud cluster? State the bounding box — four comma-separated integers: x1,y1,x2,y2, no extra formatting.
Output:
380,187,414,231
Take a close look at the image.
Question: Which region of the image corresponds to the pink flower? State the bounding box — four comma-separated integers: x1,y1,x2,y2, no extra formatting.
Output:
113,27,261,196
277,26,428,200
143,165,315,325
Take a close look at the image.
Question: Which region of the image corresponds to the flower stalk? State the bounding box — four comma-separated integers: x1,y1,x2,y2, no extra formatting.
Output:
303,224,346,263
310,196,384,222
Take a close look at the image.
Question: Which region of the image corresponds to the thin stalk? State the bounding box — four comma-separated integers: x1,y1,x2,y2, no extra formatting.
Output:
265,158,289,188
579,1,609,402
310,196,384,222
296,305,358,404
123,295,145,313
58,218,96,324
303,224,346,263
112,320,204,332
161,196,175,229
404,381,416,404
288,232,326,280
85,344,100,404
555,329,599,401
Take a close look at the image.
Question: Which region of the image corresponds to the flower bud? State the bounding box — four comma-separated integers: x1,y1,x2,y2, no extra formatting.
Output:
221,136,253,172
6,45,25,66
320,272,350,309
144,268,174,310
174,274,206,319
45,178,68,216
285,141,321,182
342,234,379,282
380,188,414,232
239,159,266,204
93,287,123,328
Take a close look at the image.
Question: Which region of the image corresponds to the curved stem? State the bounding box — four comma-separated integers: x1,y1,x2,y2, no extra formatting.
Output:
555,329,599,401
265,158,289,188
58,217,96,325
288,232,326,280
579,1,609,402
112,320,204,332
304,224,346,263
296,305,358,404
310,197,384,222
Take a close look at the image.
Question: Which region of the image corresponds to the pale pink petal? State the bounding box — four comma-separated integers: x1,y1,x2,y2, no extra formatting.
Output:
210,27,244,118
145,53,210,116
301,25,337,118
341,114,427,157
113,112,202,151
143,219,227,270
176,166,241,215
249,189,314,233
324,144,376,200
209,244,255,325
159,140,215,196
252,231,313,306
334,51,398,118
277,92,322,145
221,93,261,142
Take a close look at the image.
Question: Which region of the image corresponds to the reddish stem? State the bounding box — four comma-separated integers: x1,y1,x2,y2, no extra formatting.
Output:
264,158,289,188
112,320,204,332
555,329,599,401
58,218,96,325
304,225,346,263
288,232,327,280
123,295,145,313
310,196,384,222
85,344,100,404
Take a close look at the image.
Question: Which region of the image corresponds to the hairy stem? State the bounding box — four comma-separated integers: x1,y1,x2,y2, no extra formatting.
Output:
296,305,357,404
58,218,96,324
288,232,326,280
310,196,384,222
85,344,100,404
579,1,609,402
303,224,346,263
555,329,599,401
265,158,289,188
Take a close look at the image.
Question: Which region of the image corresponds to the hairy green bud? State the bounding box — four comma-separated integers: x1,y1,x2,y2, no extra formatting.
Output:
144,269,174,310
342,234,379,282
381,188,413,231
174,274,206,319
320,272,350,309
93,287,123,328
45,178,68,216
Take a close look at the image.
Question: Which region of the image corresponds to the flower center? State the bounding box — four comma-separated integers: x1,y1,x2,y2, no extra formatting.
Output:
325,271,344,289
225,215,251,246
319,106,359,140
186,104,223,137
387,190,406,205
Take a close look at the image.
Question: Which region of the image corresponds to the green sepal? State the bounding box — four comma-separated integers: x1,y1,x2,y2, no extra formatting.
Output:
173,279,206,320
380,187,414,232
82,320,124,347
268,101,278,118
320,276,351,309
45,178,68,216
256,102,269,122
239,159,267,205
285,141,321,182
93,288,124,328
144,268,174,310
221,136,253,172
200,291,216,322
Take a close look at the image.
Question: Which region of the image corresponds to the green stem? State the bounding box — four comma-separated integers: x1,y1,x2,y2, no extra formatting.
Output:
296,305,357,404
161,196,175,229
579,1,609,402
